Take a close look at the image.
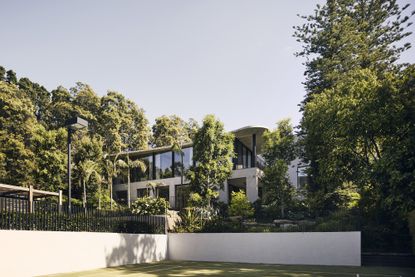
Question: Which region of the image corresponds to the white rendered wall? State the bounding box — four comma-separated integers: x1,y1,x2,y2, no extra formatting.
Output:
0,230,167,277
168,232,361,266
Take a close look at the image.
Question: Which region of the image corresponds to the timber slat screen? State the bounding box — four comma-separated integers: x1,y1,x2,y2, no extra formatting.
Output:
0,196,166,234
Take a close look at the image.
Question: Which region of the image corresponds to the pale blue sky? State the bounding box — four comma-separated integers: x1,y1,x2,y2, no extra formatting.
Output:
1,0,414,130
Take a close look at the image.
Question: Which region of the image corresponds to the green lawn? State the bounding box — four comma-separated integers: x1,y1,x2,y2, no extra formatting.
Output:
42,261,415,277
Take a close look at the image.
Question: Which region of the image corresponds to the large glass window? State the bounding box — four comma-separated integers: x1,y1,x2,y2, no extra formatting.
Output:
155,151,173,179
131,155,153,182
137,188,149,198
156,186,169,201
233,139,253,169
174,147,193,177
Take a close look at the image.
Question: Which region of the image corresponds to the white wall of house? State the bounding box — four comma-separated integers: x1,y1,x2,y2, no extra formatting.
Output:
168,232,361,266
115,167,262,207
0,230,167,277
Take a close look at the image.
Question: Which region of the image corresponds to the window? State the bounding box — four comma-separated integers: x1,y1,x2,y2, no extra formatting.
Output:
131,155,153,182
175,184,190,210
115,190,127,204
156,186,169,201
137,188,149,198
233,139,253,169
174,147,193,177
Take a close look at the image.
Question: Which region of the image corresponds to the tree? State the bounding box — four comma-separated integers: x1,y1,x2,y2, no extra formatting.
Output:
6,70,17,84
151,115,192,147
31,125,67,192
99,91,149,153
0,66,5,81
123,154,146,208
294,0,413,105
294,0,414,214
261,119,296,218
0,81,37,186
295,1,415,251
77,160,101,209
103,153,127,209
187,115,234,204
18,77,51,123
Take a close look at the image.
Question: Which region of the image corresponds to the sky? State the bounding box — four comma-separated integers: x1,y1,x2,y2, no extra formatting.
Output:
1,0,414,131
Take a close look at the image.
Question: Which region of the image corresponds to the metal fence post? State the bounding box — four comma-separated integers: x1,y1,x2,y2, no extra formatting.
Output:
28,185,33,213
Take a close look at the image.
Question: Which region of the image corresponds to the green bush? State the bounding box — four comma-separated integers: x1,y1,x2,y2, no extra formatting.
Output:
131,197,169,215
229,191,254,219
409,210,415,254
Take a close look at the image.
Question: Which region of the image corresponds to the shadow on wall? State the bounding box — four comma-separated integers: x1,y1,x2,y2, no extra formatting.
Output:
105,234,165,267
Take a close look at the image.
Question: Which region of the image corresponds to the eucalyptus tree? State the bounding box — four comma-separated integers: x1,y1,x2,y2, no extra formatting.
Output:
187,115,234,205
151,115,192,147
261,119,296,218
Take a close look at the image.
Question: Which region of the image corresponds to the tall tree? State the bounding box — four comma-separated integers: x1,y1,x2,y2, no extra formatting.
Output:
261,119,296,218
0,81,37,186
294,0,414,210
151,115,193,147
18,77,51,123
295,1,414,249
187,115,234,203
99,91,149,153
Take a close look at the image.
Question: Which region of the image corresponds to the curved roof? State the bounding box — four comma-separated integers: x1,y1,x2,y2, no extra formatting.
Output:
116,125,270,157
232,126,269,154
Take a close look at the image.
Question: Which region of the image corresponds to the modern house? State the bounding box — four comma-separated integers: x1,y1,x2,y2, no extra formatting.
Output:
113,126,306,209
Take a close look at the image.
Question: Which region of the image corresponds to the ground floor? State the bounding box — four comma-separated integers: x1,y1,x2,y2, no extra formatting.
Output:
43,260,415,277
113,167,262,209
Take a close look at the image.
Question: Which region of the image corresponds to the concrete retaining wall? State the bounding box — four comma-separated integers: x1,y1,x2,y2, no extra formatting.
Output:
168,232,361,266
0,230,167,277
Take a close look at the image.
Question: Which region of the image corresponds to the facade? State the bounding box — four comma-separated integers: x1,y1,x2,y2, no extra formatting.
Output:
113,126,305,209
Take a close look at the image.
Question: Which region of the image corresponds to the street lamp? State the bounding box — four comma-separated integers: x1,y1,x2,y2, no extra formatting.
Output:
66,117,88,213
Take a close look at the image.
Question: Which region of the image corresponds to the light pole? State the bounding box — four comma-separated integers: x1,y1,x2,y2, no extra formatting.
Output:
66,117,88,213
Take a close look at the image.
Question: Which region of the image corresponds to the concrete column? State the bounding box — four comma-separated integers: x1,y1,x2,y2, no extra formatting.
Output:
169,184,175,208
246,174,259,203
58,190,63,213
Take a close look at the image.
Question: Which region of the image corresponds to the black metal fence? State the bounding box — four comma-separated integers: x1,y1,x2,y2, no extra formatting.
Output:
0,196,166,234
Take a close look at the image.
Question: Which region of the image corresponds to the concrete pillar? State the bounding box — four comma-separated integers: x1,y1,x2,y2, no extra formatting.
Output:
246,174,259,203
169,184,175,208
58,190,63,213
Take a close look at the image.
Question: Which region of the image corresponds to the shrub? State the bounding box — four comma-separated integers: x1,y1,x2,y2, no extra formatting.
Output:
229,191,254,219
131,197,169,215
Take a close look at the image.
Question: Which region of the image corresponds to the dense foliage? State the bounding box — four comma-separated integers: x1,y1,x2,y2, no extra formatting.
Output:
229,191,254,219
187,115,234,200
151,115,198,147
295,0,415,251
0,66,150,207
131,197,169,215
261,119,297,218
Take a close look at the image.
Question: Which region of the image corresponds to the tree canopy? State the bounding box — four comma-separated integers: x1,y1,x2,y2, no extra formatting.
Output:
187,115,234,199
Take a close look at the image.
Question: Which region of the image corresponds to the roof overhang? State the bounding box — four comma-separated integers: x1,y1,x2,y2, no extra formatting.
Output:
116,125,269,157
231,126,269,154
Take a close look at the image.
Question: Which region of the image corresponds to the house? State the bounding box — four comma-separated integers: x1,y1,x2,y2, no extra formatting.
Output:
113,126,306,209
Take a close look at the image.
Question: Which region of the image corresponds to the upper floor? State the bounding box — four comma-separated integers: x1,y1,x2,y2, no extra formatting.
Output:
113,126,268,185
